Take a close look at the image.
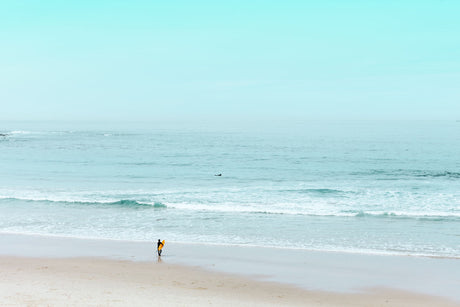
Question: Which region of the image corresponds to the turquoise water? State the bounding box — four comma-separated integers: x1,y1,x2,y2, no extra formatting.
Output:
1,120,459,257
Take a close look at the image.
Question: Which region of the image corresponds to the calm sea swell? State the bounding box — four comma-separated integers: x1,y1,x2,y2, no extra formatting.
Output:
1,121,459,257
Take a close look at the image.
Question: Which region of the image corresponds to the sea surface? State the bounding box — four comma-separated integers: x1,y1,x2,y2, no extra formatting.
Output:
1,120,459,258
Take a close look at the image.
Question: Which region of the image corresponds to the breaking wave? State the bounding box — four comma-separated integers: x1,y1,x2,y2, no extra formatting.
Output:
353,169,460,179
0,197,166,209
0,197,458,219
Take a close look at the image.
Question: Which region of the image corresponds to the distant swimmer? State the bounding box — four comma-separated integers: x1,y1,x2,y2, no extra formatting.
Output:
215,173,222,176
157,239,165,256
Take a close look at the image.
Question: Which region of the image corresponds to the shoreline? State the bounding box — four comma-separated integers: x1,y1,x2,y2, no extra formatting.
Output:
4,231,459,260
1,233,459,306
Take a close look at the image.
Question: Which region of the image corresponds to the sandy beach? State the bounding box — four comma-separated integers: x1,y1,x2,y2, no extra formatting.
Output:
1,234,459,306
1,256,458,307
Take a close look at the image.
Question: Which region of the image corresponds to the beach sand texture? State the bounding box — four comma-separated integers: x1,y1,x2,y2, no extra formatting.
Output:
1,256,458,307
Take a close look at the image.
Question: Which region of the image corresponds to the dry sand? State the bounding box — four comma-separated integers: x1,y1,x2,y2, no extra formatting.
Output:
1,256,458,307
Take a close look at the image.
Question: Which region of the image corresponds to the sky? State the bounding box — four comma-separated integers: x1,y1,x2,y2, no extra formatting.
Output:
1,0,459,121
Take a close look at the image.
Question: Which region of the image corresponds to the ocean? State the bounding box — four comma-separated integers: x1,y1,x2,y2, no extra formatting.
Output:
1,120,459,258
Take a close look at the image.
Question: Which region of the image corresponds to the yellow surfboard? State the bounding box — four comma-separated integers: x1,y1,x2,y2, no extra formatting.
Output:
158,240,165,251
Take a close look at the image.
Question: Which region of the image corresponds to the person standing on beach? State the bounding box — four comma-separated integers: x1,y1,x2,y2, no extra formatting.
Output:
157,239,164,256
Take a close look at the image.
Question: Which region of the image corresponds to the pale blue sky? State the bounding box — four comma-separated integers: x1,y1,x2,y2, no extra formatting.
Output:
1,0,459,120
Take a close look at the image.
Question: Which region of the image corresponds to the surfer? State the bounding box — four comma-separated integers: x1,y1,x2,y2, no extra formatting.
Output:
157,239,164,256
215,173,222,176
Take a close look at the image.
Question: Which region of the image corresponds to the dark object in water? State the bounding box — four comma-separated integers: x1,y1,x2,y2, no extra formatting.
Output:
0,133,7,137
215,173,222,176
